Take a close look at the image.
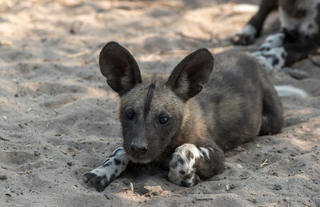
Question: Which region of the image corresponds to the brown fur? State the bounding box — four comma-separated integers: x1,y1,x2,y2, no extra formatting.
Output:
98,42,283,181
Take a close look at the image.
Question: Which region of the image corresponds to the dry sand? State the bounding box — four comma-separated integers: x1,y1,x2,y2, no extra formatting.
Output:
0,0,320,206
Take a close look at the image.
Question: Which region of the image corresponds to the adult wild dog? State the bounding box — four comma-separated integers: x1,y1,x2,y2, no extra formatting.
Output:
84,41,283,191
232,0,320,72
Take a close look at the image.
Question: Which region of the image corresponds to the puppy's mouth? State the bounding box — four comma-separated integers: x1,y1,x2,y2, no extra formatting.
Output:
125,149,158,164
123,143,167,164
127,154,153,164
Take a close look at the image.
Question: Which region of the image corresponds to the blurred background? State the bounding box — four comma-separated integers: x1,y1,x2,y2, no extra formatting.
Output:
0,0,268,74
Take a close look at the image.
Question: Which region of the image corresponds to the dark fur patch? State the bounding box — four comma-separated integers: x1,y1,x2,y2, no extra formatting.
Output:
110,174,116,181
179,170,186,175
84,172,96,183
272,58,279,66
114,159,121,165
103,162,111,167
295,9,307,18
96,176,109,192
183,174,192,180
260,47,271,52
186,150,194,160
170,161,178,168
143,83,155,119
103,158,110,165
178,158,185,165
181,181,191,187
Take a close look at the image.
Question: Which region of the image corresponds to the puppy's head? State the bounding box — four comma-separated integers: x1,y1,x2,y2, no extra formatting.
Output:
99,42,213,163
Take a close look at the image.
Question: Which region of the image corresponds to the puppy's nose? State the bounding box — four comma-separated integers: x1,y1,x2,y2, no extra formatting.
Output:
130,143,148,154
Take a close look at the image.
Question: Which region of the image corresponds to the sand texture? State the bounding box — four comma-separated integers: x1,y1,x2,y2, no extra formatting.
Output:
0,0,320,206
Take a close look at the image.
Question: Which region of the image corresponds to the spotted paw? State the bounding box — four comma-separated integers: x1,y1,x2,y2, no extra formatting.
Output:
168,153,200,187
84,171,113,192
84,147,129,192
168,144,204,187
253,47,287,73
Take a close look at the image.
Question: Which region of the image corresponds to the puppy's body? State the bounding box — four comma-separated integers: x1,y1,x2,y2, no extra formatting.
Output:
171,51,282,151
194,52,282,149
85,42,283,191
233,0,320,71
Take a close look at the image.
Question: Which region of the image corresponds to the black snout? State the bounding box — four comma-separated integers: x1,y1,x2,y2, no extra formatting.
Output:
130,143,148,154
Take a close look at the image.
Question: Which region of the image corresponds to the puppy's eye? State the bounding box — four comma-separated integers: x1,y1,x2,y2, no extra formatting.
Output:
159,115,169,125
125,108,135,120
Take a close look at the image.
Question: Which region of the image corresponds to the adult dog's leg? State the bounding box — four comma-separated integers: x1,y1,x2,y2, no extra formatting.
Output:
283,41,318,66
168,143,224,187
84,147,129,191
253,32,318,72
232,0,278,45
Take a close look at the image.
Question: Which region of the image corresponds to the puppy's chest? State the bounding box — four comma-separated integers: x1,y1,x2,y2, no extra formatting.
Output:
279,0,320,37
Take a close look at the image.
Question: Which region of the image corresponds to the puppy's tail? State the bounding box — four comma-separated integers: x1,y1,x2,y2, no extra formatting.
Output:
275,85,309,98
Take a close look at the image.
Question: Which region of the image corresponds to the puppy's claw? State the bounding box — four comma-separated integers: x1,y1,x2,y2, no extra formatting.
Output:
181,174,200,187
97,177,109,192
84,172,110,191
84,172,96,183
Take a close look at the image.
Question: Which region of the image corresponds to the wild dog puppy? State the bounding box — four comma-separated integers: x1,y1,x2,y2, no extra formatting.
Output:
232,0,320,72
84,41,283,191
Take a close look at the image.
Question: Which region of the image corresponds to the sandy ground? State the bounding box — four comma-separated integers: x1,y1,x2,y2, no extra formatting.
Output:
0,0,320,206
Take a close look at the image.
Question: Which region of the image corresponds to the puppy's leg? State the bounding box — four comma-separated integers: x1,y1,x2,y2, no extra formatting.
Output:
232,0,278,45
260,84,284,136
168,143,224,187
84,147,129,192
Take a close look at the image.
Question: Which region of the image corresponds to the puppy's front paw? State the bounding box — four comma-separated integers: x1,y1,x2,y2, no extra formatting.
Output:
231,25,257,45
168,153,200,187
84,165,116,192
168,144,202,187
84,147,129,192
84,171,112,192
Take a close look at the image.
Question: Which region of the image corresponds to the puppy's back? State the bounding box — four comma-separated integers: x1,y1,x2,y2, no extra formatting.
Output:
196,51,272,150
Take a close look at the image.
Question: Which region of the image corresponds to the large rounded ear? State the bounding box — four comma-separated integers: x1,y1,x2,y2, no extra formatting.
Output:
166,48,214,101
99,41,142,95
